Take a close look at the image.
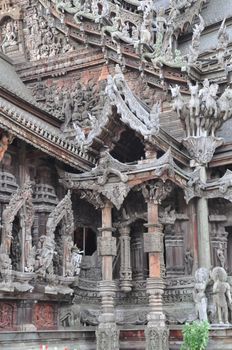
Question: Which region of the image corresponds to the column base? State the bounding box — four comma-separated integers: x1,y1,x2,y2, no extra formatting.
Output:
145,325,169,350
96,322,119,350
145,278,169,350
97,280,119,349
120,279,132,292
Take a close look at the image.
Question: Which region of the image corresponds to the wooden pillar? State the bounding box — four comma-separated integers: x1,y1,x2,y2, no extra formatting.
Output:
187,200,199,273
197,167,211,269
96,201,119,350
143,183,169,350
147,199,161,278
119,225,132,292
101,202,113,281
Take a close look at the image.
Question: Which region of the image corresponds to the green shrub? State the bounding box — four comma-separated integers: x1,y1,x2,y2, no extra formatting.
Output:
181,321,210,350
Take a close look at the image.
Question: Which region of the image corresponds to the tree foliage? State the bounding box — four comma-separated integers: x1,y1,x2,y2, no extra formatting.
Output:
181,321,210,350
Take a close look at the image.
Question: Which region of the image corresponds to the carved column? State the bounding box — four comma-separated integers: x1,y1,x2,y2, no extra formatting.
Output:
197,167,211,269
143,183,169,350
119,225,132,292
96,201,119,350
131,228,144,280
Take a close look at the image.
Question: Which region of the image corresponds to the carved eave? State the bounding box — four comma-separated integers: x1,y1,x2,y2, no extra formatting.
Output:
86,70,190,166
184,169,232,203
60,149,194,210
210,143,232,168
17,48,105,83
187,44,232,84
0,91,94,171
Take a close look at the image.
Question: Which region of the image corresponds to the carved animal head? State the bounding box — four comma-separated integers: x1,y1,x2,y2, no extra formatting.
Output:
170,85,180,98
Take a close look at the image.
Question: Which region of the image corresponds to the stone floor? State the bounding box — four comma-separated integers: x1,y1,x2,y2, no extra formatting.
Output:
1,326,232,349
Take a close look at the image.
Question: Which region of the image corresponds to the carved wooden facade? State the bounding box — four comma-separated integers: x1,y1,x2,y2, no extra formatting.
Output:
0,0,232,349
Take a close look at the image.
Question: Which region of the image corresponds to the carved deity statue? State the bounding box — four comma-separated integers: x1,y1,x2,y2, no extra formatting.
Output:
185,249,193,275
217,18,229,66
148,101,160,134
1,21,18,54
71,245,83,276
170,85,188,135
193,268,209,321
36,235,56,277
61,92,74,130
63,235,75,277
0,131,12,162
216,243,226,269
155,7,166,42
187,82,200,136
0,252,12,284
187,15,205,65
212,267,232,324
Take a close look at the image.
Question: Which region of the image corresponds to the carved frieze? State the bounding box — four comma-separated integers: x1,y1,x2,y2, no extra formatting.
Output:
0,302,17,331
33,303,57,330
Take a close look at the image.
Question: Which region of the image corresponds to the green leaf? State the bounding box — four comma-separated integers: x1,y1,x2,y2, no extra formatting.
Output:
180,321,210,350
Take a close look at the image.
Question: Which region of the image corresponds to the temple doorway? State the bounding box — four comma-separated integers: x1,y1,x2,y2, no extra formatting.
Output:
74,227,97,256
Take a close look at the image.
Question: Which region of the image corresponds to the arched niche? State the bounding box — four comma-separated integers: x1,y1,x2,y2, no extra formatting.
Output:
208,198,231,274
0,181,34,272
36,191,75,278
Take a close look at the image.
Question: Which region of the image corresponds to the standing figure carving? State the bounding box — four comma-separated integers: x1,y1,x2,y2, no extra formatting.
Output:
188,82,200,136
216,243,226,269
36,235,56,277
71,245,83,276
0,131,13,162
193,268,209,321
187,15,205,65
185,249,193,275
212,267,232,324
61,92,74,131
217,18,229,66
170,85,189,136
